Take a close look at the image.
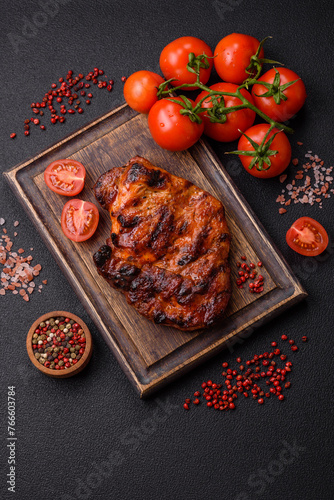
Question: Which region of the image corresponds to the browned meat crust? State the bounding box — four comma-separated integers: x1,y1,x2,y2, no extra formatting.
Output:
93,156,231,330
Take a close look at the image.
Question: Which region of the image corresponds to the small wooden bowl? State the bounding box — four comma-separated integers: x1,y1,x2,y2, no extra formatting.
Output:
26,311,93,378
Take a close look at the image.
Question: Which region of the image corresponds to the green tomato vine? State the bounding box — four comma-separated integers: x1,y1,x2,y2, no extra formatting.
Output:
156,37,294,136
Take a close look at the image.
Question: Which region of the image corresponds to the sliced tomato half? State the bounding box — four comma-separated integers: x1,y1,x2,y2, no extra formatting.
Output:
45,159,86,196
286,217,329,256
61,199,99,242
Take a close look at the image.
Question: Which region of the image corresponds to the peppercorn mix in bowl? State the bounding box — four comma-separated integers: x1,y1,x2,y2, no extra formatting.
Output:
26,311,93,378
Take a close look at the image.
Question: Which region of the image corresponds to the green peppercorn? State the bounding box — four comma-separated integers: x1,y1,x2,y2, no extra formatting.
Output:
57,336,61,341
70,347,75,353
66,323,71,329
33,333,38,339
59,324,65,331
70,319,74,325
68,332,73,338
58,360,64,367
54,347,59,353
39,321,46,328
71,353,76,359
75,345,80,351
50,362,55,369
39,358,45,365
35,353,41,359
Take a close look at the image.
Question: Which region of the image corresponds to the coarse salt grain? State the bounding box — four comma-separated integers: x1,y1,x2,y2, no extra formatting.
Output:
0,220,47,301
276,145,334,214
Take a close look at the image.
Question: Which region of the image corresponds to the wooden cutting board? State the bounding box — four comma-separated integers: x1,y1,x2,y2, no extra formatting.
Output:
4,103,307,397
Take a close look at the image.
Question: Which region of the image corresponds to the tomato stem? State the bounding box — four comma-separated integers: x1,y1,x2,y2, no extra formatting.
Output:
158,80,294,134
226,123,284,172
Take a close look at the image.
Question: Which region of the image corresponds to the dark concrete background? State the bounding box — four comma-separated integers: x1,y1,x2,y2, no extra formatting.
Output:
1,1,333,499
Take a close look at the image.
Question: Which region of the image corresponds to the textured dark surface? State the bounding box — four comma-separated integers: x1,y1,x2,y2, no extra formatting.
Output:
0,1,333,499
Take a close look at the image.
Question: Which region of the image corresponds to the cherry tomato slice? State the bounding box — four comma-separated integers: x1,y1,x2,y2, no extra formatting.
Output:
61,199,99,242
286,217,329,256
45,159,86,196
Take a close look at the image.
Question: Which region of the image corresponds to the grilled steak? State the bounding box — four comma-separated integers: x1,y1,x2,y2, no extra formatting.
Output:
93,156,231,330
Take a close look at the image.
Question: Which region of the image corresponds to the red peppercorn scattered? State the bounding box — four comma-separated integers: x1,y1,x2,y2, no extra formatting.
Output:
121,76,127,82
10,67,115,139
235,256,266,293
302,336,307,342
183,336,307,411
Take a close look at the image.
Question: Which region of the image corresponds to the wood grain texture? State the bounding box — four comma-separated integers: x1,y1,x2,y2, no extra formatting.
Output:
4,103,307,397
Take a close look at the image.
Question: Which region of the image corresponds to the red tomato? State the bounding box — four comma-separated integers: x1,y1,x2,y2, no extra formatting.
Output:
286,217,329,256
44,159,86,196
251,68,307,122
148,98,204,151
123,70,165,113
195,82,255,142
237,124,291,178
61,199,99,242
160,36,213,89
214,33,264,84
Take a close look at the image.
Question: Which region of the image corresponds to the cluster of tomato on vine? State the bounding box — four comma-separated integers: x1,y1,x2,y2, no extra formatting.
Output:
123,33,307,179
